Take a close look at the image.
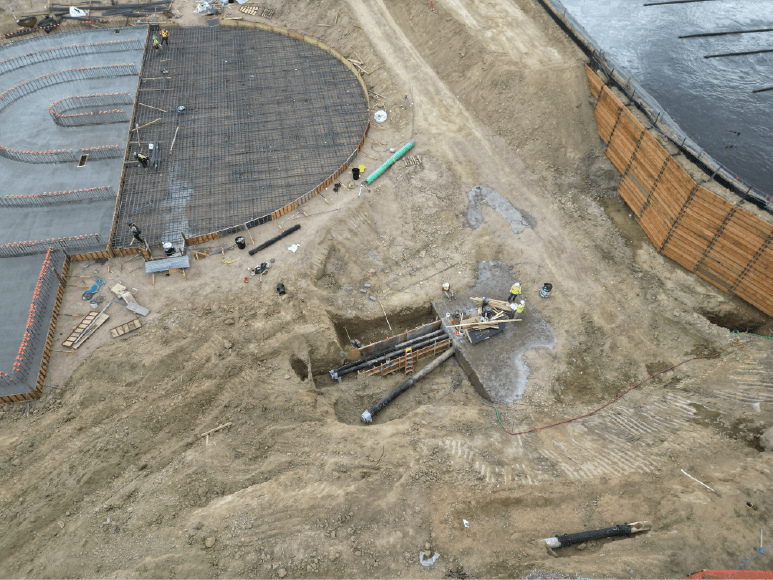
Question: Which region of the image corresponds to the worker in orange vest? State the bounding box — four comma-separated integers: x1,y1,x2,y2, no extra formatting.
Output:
160,29,169,46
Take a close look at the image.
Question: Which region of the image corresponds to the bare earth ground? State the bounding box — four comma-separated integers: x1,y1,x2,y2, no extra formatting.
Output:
1,0,772,578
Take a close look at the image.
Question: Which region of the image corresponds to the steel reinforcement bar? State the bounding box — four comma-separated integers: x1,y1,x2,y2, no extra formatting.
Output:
0,234,105,258
0,186,115,207
0,63,138,112
0,39,144,74
0,144,122,163
49,92,133,126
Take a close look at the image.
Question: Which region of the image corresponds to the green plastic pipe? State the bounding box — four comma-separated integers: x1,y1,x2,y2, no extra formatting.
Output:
364,139,415,185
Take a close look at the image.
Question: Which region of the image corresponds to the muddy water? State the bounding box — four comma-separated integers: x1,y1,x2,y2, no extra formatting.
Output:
558,0,773,197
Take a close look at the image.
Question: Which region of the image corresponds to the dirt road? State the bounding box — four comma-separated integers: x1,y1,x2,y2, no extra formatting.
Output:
0,0,771,578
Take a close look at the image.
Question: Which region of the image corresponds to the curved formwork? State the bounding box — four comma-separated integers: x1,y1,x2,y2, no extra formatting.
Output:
111,24,370,250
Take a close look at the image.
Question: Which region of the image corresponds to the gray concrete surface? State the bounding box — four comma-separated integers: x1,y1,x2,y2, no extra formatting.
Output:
466,185,535,234
0,26,146,396
0,253,59,396
0,200,116,244
434,260,556,403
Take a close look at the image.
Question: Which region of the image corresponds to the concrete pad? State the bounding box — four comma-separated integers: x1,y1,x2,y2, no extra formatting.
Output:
0,253,59,396
433,260,556,403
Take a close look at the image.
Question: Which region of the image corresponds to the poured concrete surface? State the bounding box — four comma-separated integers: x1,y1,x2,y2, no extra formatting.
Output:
433,260,556,402
0,254,58,396
0,27,146,395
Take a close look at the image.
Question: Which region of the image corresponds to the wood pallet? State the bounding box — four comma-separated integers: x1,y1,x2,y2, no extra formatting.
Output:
110,318,141,338
239,5,273,17
62,311,98,347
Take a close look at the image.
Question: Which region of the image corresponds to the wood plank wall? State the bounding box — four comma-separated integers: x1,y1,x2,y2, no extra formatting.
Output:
586,65,773,316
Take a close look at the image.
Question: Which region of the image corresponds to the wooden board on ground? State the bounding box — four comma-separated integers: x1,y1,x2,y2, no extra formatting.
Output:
110,318,142,338
62,311,98,347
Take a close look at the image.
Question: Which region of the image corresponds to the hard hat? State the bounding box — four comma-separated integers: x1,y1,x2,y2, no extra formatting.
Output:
515,282,521,287
442,282,450,290
520,300,525,305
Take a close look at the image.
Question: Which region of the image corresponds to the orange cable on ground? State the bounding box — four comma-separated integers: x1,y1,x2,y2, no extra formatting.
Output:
486,353,721,436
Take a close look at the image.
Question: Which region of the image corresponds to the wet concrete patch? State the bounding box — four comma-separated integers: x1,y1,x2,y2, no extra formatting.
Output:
466,186,534,233
434,260,556,402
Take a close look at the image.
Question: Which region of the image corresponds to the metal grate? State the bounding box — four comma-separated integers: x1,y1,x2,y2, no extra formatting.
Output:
113,25,369,248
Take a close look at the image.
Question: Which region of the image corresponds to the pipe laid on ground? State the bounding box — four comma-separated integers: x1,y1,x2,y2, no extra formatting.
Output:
361,346,456,423
358,140,415,196
540,521,650,549
248,224,300,256
330,329,446,378
332,332,449,380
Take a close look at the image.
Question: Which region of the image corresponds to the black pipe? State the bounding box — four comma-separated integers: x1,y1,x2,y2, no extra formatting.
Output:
542,522,649,549
330,329,446,377
361,347,456,422
644,0,720,5
330,332,448,380
679,28,773,39
705,48,773,59
248,224,300,256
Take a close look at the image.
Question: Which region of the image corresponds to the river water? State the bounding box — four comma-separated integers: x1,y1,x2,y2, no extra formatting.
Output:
557,0,773,197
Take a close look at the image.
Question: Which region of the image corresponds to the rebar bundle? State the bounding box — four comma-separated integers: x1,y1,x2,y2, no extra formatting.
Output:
50,93,133,126
0,233,105,258
0,39,144,75
0,186,115,207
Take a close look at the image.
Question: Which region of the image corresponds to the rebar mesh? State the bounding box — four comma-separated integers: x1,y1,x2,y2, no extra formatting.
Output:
113,26,369,248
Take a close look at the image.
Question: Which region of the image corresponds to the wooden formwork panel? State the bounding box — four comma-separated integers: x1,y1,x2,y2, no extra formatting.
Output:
628,148,663,195
595,106,618,143
736,276,773,313
619,175,646,216
585,64,604,99
638,210,668,247
661,232,703,270
605,141,630,174
646,190,679,229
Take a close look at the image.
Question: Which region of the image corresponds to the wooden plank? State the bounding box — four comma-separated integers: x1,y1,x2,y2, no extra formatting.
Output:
618,175,646,215
585,64,604,98
638,210,669,247
735,275,773,312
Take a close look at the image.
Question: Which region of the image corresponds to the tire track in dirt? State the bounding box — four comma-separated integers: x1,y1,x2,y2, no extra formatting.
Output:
345,0,598,296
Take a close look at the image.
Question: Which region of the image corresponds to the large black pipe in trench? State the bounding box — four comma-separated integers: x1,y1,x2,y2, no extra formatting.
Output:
329,329,447,379
331,332,449,380
248,224,300,256
360,346,456,423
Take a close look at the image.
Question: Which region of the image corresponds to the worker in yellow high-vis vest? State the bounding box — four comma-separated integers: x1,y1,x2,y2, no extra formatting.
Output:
507,281,522,303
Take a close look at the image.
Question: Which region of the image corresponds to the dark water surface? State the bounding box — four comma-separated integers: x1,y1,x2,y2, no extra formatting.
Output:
558,0,773,196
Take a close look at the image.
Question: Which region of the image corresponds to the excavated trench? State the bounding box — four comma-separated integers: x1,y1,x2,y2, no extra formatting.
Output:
311,305,465,425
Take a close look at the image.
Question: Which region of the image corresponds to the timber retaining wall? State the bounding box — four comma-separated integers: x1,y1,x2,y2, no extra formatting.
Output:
587,65,773,317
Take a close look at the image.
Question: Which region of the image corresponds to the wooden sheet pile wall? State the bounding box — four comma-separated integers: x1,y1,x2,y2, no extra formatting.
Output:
586,65,773,316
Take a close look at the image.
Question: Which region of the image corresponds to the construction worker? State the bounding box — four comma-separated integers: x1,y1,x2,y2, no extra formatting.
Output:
510,300,525,318
160,29,169,46
442,282,454,299
134,152,148,168
507,281,522,303
127,222,145,245
152,35,160,50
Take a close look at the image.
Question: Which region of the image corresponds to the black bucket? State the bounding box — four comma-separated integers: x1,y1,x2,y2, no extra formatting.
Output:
235,236,246,250
540,283,553,298
163,242,174,256
352,167,360,180
276,283,286,295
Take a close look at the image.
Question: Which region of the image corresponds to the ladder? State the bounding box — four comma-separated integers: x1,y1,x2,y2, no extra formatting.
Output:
404,347,414,375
